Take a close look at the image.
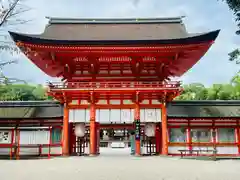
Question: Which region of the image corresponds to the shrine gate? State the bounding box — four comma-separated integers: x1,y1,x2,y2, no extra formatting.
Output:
9,17,219,156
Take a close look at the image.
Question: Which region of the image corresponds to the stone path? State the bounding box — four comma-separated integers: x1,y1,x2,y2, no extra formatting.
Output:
0,148,239,180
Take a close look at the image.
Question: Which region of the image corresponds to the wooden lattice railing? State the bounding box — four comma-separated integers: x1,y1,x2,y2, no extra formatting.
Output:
48,81,182,90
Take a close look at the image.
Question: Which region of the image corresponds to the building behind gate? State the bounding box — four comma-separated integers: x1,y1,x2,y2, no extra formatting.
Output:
0,100,240,158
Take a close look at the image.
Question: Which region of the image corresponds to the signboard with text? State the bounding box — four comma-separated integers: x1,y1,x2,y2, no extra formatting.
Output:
134,120,141,140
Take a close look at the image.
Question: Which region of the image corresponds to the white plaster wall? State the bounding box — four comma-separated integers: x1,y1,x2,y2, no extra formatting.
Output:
216,147,238,155
96,109,134,123
20,131,50,144
0,148,11,155
168,146,188,154
98,109,110,123
69,109,89,123
70,109,161,123
140,109,161,122
0,129,62,156
19,130,50,155
192,146,214,155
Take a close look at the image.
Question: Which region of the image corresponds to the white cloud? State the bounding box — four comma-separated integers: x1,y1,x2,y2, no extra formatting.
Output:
2,0,239,85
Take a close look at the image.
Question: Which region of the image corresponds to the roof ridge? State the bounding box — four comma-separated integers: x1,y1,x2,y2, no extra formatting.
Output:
46,16,185,24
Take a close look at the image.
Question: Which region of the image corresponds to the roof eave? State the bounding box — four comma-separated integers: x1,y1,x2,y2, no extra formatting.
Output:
170,100,240,106
8,30,220,46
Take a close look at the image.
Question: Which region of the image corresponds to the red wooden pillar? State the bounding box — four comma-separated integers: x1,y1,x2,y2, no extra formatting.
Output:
16,128,20,160
212,120,217,154
161,102,168,155
62,103,69,156
135,103,141,156
187,120,192,152
90,103,97,155
48,126,52,158
68,123,74,155
237,120,240,155
10,128,14,159
155,122,161,154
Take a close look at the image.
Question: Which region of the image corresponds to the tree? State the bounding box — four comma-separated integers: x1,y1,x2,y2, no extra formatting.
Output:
1,0,20,27
222,0,240,34
176,73,240,100
176,83,209,100
0,0,30,84
222,0,240,64
0,84,49,101
0,0,30,51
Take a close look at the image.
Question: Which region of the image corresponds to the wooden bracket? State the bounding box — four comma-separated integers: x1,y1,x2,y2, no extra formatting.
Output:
132,91,142,103
89,91,98,104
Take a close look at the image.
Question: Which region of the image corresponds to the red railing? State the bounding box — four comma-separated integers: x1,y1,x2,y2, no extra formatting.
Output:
48,81,182,90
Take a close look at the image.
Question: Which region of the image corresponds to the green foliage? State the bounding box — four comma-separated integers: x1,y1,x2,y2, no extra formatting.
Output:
176,73,240,100
0,84,49,101
229,49,240,64
222,0,240,64
222,0,240,34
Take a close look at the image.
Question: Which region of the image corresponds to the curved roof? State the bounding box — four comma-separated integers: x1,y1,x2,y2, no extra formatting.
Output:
9,30,219,46
8,17,220,80
9,16,219,45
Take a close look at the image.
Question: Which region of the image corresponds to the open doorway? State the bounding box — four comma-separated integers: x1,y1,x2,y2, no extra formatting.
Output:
99,124,133,156
69,122,162,156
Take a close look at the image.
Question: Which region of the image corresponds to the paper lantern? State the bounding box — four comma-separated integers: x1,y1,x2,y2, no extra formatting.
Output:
144,123,156,137
75,123,85,137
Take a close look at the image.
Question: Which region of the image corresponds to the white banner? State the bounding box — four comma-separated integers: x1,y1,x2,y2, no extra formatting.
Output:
121,109,133,123
145,109,156,122
69,109,87,123
69,108,161,123
140,109,162,122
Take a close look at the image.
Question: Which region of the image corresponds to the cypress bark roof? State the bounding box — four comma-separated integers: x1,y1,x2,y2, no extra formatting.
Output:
0,101,62,118
0,100,240,119
167,101,240,118
9,17,220,45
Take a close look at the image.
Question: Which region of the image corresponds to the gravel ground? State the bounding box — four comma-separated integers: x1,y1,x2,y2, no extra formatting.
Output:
0,148,239,180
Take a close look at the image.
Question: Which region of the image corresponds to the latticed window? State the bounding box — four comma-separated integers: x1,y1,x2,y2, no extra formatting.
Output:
0,131,10,143
169,128,186,142
51,128,61,144
218,128,235,143
191,129,211,142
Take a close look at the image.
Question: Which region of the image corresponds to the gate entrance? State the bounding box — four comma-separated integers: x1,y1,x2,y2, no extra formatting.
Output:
142,123,162,156
69,122,162,156
99,124,134,149
69,122,100,156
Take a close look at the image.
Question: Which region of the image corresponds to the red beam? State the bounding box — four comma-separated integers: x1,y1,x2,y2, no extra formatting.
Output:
19,41,211,51
99,124,134,129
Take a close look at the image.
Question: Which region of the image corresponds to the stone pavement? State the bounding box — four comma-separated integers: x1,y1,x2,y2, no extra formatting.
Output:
0,148,239,180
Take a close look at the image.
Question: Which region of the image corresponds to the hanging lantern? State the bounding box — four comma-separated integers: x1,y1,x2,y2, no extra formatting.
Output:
144,123,156,137
74,123,85,137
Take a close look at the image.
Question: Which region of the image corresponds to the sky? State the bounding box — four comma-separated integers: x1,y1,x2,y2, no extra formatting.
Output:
1,0,240,86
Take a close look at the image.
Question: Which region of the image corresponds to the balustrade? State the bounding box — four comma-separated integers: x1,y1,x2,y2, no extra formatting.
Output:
48,81,182,90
